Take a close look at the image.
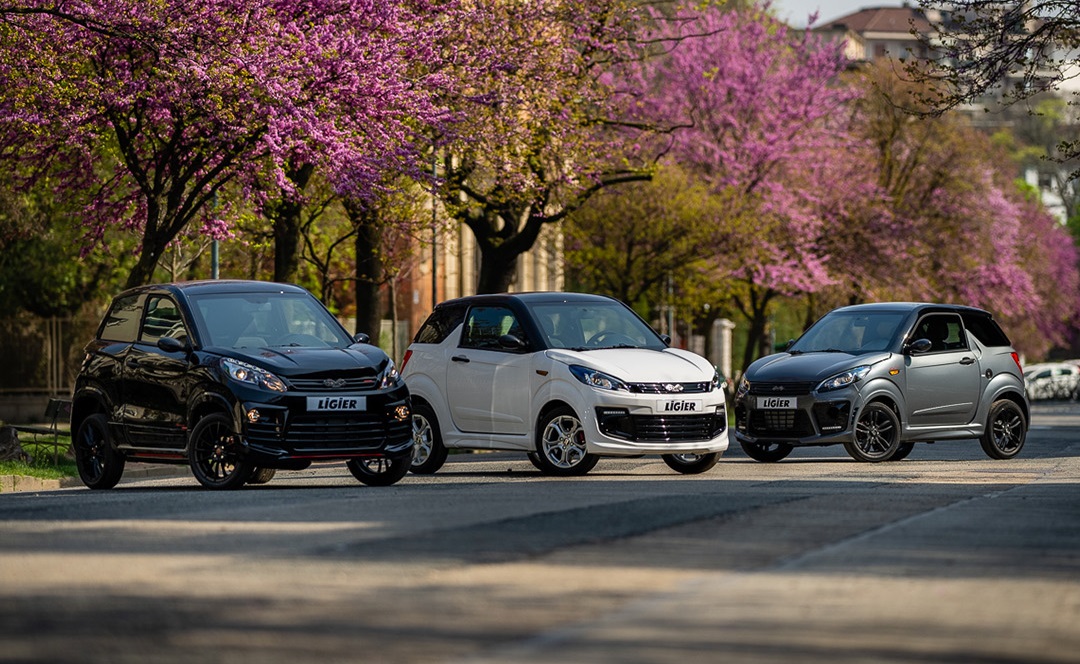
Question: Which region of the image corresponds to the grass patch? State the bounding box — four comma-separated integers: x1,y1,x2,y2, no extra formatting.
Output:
0,435,78,480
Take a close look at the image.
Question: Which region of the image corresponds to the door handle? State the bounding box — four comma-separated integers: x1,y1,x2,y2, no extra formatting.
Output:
959,357,975,365
451,355,470,363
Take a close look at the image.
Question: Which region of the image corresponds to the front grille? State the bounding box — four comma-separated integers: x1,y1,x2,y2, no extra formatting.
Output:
247,413,410,452
748,410,815,437
598,410,726,442
628,382,712,394
287,376,379,391
748,381,816,396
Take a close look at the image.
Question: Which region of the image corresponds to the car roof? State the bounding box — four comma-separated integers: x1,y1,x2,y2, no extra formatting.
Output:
826,302,993,317
434,291,620,309
117,280,309,299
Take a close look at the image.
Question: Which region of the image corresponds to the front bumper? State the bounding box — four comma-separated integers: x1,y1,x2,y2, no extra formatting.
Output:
235,384,413,463
733,388,860,446
579,390,729,455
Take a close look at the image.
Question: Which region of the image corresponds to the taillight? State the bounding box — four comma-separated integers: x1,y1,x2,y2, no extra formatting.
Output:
401,349,413,371
1011,352,1023,374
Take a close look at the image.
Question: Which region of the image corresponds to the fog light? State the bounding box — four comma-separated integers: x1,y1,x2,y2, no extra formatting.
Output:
393,405,410,421
246,409,261,423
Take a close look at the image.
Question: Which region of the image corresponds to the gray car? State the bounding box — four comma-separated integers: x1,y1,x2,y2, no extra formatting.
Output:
733,302,1028,462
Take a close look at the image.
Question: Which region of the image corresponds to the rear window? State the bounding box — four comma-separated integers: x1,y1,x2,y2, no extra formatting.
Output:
962,313,1012,347
413,304,467,344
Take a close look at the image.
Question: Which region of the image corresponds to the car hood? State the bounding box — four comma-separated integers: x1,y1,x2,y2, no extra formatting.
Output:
547,347,713,382
213,344,387,376
748,351,891,382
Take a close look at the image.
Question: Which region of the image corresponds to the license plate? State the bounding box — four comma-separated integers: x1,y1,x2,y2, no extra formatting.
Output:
757,396,795,409
658,399,703,413
307,396,367,411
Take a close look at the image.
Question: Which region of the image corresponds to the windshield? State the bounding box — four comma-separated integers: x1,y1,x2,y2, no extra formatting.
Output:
189,292,353,349
529,301,666,351
789,311,905,355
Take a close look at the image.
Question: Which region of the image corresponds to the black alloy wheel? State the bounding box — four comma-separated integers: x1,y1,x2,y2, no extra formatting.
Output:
979,399,1027,460
347,455,412,486
74,413,125,490
845,402,900,462
189,413,252,490
739,441,794,462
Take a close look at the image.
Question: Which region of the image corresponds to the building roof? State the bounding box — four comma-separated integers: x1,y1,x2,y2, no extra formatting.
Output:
818,5,932,35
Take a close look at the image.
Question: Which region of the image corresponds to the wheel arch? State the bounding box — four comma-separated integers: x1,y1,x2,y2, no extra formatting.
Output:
535,399,578,434
71,391,109,435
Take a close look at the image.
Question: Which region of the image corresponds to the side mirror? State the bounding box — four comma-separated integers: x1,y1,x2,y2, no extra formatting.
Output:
660,334,672,347
354,332,371,345
498,334,526,350
906,338,932,354
157,337,189,354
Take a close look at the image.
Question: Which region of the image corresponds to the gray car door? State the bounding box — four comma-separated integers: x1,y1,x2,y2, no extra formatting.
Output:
904,313,982,428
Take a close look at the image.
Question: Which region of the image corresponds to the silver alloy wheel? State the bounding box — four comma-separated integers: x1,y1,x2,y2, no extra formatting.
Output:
541,413,588,469
412,412,434,467
670,453,703,463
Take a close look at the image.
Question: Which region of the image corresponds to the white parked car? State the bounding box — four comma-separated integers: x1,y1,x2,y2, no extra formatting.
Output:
1023,362,1080,401
400,292,729,476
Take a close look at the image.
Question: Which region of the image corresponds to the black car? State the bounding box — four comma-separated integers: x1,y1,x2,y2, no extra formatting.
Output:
71,280,413,489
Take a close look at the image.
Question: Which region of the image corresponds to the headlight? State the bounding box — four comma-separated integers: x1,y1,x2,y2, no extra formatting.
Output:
817,365,870,392
711,370,722,392
569,364,628,391
378,359,400,389
221,358,287,392
736,376,750,398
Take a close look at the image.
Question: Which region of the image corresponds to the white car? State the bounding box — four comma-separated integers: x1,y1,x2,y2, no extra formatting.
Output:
1023,362,1080,401
400,292,729,476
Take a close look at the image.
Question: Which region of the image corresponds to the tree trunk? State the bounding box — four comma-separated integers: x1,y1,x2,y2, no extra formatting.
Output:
736,286,775,374
349,202,384,340
475,248,517,294
269,163,315,284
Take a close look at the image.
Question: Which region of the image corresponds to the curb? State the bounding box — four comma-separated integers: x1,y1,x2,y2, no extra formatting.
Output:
0,463,191,494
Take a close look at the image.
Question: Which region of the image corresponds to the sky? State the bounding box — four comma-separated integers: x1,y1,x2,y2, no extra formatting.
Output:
770,0,887,27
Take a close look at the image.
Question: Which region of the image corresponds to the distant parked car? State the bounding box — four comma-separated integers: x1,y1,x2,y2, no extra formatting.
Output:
401,292,729,476
1023,362,1080,401
71,280,413,489
733,302,1028,462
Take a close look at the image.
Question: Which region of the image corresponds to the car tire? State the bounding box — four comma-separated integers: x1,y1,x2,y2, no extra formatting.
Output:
410,402,448,475
739,441,793,462
533,405,599,476
346,455,411,486
979,399,1027,460
886,442,915,461
845,402,900,462
74,413,126,490
247,467,277,485
662,452,721,474
188,413,252,490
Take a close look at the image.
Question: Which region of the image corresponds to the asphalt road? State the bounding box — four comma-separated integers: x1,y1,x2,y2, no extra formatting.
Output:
1,405,1078,663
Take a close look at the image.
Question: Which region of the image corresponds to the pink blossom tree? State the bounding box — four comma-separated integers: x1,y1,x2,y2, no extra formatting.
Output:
0,0,459,288
631,4,854,368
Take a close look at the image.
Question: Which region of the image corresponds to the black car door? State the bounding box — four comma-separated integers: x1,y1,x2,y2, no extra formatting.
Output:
120,295,191,451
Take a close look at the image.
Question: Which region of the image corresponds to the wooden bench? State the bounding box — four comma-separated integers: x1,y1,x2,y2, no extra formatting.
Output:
13,398,73,464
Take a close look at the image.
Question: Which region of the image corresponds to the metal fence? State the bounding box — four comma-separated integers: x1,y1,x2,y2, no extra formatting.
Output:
0,314,99,396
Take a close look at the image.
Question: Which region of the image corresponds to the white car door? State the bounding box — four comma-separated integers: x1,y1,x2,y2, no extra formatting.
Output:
446,305,532,436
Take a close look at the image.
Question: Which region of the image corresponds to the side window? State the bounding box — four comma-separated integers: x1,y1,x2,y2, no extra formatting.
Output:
139,296,187,344
911,314,967,353
961,313,1012,347
98,294,142,343
414,304,467,344
460,306,525,351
